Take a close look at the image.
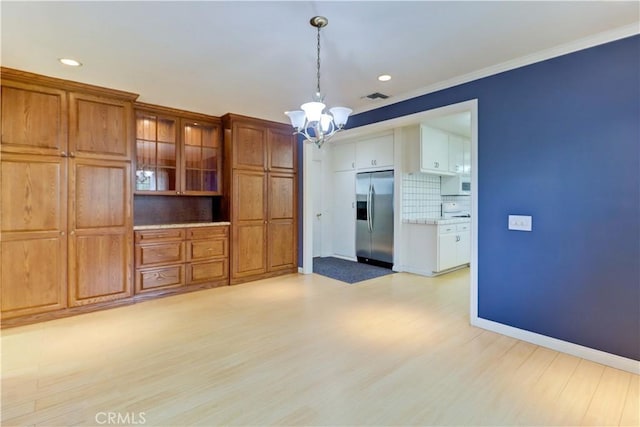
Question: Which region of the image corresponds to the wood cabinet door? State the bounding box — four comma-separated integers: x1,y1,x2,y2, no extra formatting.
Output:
1,154,67,318
267,127,296,172
134,110,180,194
232,122,266,170
267,173,297,271
68,159,132,306
69,92,132,161
182,119,222,195
1,81,68,156
233,170,266,223
268,173,295,221
231,170,266,280
232,223,266,279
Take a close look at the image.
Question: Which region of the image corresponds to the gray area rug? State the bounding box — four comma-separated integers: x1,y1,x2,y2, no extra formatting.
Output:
313,257,395,284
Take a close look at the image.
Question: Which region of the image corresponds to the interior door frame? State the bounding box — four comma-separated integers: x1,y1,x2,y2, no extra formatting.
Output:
301,99,479,320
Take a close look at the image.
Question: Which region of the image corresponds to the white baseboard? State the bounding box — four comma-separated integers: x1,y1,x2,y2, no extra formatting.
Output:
396,265,436,277
331,254,357,262
472,317,640,374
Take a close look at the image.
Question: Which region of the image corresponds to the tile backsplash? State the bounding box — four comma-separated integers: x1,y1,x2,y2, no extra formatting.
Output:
402,173,470,220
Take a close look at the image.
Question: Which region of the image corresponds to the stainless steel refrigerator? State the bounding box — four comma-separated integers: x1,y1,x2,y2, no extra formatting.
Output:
356,170,394,268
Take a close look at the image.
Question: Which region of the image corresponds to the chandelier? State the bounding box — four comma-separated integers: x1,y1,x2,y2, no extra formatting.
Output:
285,16,352,149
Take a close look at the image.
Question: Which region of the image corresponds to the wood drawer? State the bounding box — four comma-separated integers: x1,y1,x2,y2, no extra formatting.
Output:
135,228,186,243
187,226,228,240
135,241,185,267
136,265,185,293
187,238,228,261
187,259,228,284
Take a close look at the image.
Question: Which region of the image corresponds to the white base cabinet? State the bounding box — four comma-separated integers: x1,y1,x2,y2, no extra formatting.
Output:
437,222,470,271
400,221,470,276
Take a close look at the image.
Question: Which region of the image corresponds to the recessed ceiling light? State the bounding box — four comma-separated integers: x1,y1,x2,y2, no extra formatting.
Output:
59,58,82,67
378,74,391,82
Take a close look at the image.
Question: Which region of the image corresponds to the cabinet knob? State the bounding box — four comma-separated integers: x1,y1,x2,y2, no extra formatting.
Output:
60,231,65,236
69,152,76,158
456,235,460,242
70,231,75,235
61,151,67,157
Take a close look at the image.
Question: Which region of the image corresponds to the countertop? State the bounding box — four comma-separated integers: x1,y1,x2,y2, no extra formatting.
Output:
403,217,471,225
133,222,230,230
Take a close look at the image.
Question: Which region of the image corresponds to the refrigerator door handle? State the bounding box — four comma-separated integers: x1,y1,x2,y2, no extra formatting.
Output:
367,184,372,232
369,184,375,232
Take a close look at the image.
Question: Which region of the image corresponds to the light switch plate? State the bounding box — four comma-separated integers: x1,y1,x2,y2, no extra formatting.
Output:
508,215,532,231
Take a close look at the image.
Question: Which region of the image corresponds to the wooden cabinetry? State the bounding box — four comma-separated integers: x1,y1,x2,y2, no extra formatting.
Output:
68,158,132,306
134,103,222,195
222,114,297,284
134,225,228,294
186,226,229,284
0,68,135,321
0,153,67,318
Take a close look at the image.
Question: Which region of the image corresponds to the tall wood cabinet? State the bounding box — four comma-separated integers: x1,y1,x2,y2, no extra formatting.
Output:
0,68,135,320
222,114,298,284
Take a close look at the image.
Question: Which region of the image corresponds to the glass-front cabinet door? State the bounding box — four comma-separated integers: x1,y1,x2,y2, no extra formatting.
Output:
182,120,221,195
135,111,179,193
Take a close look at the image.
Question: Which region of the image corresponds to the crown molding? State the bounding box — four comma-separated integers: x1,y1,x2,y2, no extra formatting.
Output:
353,23,640,115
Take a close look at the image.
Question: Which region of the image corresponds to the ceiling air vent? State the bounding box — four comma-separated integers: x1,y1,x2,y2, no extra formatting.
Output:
364,92,389,100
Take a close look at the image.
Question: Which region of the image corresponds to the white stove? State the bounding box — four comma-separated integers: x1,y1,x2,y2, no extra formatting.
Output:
441,202,470,219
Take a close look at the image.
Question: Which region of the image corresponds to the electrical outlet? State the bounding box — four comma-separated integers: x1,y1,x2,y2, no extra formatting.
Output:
508,215,532,231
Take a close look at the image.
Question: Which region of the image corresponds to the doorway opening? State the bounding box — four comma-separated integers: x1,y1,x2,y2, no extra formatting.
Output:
302,99,478,318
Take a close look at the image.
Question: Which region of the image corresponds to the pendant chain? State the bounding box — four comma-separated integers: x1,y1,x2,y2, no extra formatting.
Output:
316,26,321,95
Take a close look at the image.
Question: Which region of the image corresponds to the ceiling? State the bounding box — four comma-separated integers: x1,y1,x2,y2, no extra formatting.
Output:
2,1,638,124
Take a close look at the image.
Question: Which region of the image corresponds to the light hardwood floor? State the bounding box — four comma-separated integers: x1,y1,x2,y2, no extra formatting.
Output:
2,269,638,426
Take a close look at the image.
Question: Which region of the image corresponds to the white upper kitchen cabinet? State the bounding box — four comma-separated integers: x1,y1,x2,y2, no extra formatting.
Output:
333,142,356,172
332,169,356,259
448,134,465,174
403,124,454,176
462,138,471,175
355,133,394,170
421,125,452,175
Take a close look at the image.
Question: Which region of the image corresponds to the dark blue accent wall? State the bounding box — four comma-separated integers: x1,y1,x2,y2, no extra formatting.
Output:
308,35,639,360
